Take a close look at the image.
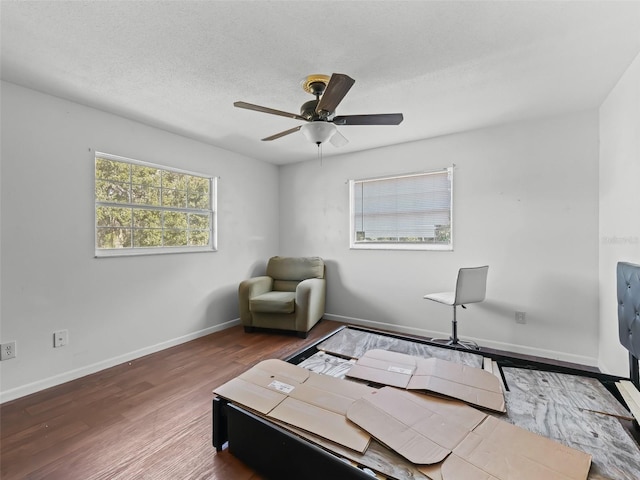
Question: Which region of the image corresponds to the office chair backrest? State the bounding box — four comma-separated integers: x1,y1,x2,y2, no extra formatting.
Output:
454,266,489,305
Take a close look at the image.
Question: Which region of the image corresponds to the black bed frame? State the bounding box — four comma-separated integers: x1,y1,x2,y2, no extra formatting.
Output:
212,324,637,479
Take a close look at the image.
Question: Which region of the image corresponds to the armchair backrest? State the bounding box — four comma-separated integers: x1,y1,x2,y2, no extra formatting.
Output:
266,256,325,292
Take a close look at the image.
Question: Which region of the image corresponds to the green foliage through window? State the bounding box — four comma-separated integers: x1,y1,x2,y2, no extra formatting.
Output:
95,153,216,256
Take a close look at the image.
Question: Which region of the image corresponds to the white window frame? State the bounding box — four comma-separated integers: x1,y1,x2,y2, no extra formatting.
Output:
94,152,217,257
349,168,453,251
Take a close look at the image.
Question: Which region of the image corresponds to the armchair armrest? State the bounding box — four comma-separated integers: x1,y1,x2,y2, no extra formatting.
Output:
240,276,273,298
239,276,273,326
294,278,326,331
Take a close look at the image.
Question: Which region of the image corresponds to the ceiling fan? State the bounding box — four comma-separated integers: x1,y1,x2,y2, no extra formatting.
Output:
234,73,403,148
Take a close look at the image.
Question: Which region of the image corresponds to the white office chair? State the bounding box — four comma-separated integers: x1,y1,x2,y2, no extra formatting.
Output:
424,266,489,350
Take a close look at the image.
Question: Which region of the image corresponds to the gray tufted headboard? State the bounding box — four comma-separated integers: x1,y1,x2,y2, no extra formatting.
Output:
617,261,640,385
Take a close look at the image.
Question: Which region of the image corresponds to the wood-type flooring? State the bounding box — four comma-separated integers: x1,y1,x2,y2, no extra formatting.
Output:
3,321,638,479
0,320,342,480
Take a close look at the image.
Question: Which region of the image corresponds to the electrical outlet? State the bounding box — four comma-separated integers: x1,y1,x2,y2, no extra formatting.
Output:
53,330,68,348
515,311,527,324
1,341,17,360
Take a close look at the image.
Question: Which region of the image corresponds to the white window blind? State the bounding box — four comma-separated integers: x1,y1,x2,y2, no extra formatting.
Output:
350,168,453,250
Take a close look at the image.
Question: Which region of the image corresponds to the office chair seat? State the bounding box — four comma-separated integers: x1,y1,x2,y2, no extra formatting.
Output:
423,291,455,306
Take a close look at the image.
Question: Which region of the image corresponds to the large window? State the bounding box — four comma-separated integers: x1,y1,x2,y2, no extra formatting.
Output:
95,152,216,257
349,168,453,250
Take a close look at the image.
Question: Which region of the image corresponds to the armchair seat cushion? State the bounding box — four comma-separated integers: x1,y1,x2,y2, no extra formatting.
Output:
250,291,296,314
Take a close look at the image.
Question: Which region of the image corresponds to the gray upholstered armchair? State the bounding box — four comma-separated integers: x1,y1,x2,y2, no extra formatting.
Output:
239,256,326,338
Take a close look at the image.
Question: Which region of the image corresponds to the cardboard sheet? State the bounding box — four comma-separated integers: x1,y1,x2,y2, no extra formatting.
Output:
346,386,592,480
346,349,506,412
443,416,592,480
346,386,487,464
214,358,374,453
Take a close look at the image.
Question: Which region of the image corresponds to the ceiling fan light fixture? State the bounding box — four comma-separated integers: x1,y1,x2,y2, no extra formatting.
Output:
300,122,337,145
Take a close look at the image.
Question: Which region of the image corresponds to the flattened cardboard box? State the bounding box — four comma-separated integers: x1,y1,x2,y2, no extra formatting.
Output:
214,358,373,452
347,387,591,480
346,349,506,412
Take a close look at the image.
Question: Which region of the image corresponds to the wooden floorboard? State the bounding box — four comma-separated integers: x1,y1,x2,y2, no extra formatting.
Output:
0,320,341,480
2,320,636,479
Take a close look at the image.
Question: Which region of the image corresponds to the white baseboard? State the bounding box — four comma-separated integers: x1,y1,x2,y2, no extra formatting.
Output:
324,313,599,368
0,318,241,404
2,313,600,404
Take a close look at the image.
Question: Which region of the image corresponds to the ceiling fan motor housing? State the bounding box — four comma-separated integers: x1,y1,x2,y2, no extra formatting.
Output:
300,99,321,120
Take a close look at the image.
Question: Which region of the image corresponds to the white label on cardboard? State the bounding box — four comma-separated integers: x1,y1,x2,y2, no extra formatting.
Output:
268,380,295,394
388,366,413,375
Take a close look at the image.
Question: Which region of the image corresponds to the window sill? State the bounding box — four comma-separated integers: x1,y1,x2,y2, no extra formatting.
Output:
95,246,216,258
350,243,453,251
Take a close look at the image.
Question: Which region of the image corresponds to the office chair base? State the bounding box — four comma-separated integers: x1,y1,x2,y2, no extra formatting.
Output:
430,336,480,351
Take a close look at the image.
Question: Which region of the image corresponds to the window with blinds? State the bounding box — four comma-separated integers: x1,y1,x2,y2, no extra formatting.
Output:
349,168,453,250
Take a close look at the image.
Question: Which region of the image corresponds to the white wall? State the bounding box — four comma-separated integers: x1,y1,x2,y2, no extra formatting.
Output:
0,79,613,403
280,111,600,365
598,52,640,377
0,82,280,402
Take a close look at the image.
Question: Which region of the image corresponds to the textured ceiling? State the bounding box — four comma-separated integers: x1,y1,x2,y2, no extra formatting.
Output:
2,1,639,165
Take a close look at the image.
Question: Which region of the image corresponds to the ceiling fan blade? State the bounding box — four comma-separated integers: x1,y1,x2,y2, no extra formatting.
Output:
234,101,307,121
332,113,404,126
261,125,302,141
316,73,355,115
329,129,349,148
